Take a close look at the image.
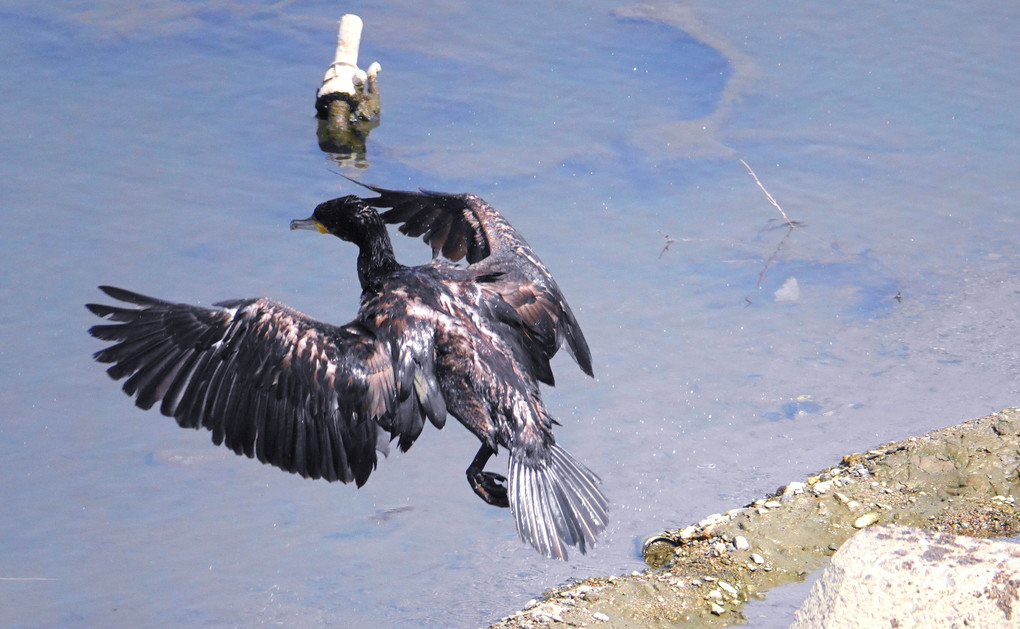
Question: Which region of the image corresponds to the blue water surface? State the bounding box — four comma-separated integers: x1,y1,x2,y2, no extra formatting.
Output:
1,2,1018,627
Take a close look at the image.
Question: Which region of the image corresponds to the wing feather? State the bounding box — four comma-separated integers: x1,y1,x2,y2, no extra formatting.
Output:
344,178,496,264
86,285,447,486
345,179,594,379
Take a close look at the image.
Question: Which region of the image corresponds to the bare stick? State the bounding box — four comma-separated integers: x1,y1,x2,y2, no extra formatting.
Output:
740,159,797,228
739,158,804,304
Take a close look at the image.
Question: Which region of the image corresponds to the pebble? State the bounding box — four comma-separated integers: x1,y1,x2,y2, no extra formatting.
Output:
532,602,565,623
812,480,834,495
783,481,807,496
750,553,765,564
678,525,698,540
764,500,782,509
592,611,610,622
562,585,594,599
734,535,750,550
699,513,725,527
850,464,869,476
719,581,738,596
853,513,880,528
710,602,727,616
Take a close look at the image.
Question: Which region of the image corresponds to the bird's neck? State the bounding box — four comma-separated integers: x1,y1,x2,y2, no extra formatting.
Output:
356,230,402,293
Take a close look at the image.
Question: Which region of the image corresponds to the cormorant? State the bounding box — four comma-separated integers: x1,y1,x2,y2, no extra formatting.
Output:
87,181,608,559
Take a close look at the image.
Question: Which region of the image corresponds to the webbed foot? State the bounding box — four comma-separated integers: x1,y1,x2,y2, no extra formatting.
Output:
466,443,510,508
468,469,509,508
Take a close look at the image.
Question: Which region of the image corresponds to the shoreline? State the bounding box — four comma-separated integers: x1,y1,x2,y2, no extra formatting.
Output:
489,407,1020,628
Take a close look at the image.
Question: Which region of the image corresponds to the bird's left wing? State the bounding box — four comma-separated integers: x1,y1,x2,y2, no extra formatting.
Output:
348,179,594,379
86,285,446,486
345,178,521,265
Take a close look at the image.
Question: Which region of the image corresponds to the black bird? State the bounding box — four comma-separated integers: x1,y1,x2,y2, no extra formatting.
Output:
87,181,607,559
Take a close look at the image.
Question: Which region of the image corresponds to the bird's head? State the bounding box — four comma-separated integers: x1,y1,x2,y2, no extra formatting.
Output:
290,195,383,244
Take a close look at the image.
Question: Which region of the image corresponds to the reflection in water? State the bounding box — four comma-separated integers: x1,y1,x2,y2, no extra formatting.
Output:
371,504,413,523
318,115,379,166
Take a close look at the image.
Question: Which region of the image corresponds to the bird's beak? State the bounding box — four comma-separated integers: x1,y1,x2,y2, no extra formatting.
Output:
290,217,327,233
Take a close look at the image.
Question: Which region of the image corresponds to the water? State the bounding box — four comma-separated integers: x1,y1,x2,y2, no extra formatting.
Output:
1,2,1017,627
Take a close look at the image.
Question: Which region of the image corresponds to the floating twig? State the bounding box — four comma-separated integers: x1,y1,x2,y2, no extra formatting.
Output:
740,159,804,304
740,159,800,229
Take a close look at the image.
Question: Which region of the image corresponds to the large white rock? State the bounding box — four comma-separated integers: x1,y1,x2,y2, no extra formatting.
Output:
791,525,1020,629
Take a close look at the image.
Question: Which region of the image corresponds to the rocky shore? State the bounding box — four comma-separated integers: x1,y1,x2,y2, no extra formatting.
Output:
489,408,1020,628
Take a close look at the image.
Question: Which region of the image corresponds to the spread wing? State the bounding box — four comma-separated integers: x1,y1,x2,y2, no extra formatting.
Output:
349,179,594,379
346,178,511,265
86,285,446,486
476,273,592,384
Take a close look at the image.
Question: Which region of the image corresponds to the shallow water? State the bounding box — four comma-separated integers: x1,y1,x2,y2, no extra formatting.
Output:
1,2,1018,627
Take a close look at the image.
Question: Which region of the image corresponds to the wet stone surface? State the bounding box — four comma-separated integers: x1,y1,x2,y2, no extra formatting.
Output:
489,408,1020,628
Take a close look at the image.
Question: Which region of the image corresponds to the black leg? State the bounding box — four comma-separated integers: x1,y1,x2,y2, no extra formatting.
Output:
466,443,509,508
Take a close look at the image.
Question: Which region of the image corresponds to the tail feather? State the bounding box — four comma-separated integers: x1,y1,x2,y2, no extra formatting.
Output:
508,444,608,560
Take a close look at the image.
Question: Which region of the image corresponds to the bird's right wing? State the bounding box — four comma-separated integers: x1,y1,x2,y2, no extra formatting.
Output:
86,286,447,486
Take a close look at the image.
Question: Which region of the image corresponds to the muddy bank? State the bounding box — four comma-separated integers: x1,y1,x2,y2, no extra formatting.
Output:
489,408,1020,628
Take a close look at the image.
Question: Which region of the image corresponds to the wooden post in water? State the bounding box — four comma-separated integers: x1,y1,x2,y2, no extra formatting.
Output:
315,14,381,162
